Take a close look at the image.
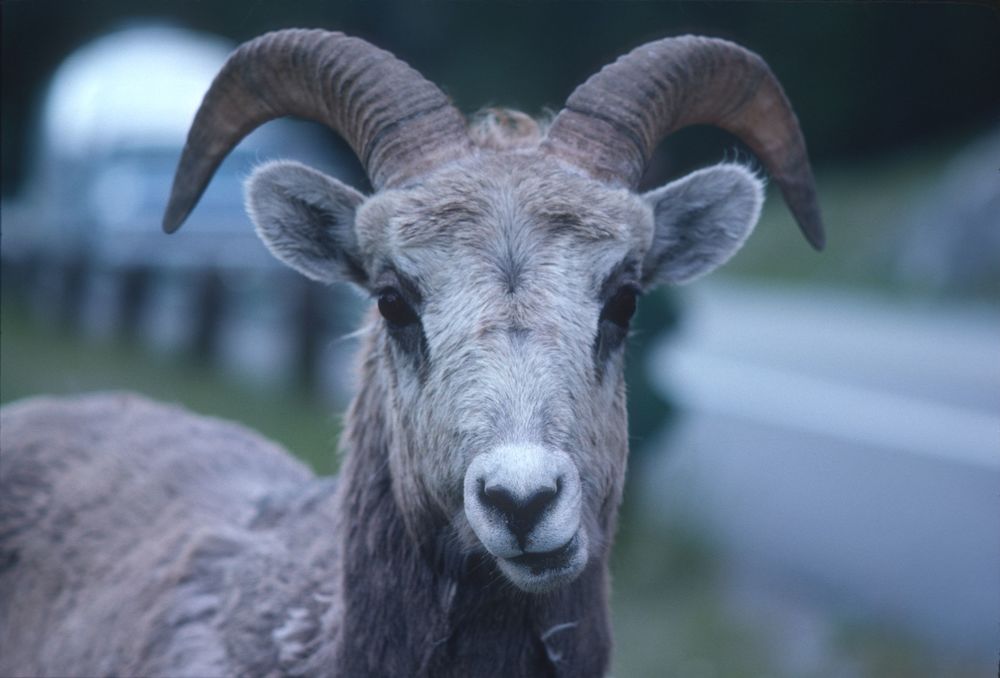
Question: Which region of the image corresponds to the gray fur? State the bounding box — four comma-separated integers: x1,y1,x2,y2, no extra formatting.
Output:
247,161,368,286
1,113,763,676
642,163,764,286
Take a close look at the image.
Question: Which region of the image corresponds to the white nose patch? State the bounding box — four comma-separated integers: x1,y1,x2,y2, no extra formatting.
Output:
464,444,582,558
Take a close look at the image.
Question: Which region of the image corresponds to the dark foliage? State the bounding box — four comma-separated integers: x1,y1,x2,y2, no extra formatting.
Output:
3,1,999,197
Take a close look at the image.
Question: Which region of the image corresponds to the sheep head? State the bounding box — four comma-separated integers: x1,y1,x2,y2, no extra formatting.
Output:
164,29,822,593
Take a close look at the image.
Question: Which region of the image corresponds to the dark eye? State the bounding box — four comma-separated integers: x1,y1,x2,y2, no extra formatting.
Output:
377,288,419,328
601,285,639,328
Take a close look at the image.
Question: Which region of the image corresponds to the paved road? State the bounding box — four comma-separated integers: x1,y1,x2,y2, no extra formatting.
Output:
639,280,999,665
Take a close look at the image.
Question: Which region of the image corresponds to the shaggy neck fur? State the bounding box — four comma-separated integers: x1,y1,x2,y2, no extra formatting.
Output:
322,329,613,677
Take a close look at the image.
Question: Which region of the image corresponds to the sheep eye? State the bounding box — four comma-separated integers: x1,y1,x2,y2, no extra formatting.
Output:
377,289,419,328
601,285,639,328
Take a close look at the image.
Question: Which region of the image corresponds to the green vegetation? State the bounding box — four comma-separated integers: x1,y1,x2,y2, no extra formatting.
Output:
6,2,1000,197
611,515,775,677
608,511,989,677
728,133,996,299
0,300,339,474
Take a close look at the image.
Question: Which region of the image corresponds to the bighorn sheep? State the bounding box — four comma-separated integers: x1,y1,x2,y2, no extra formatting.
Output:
0,29,822,677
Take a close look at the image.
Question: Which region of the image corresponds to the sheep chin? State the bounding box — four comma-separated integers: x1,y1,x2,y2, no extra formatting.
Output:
494,532,589,593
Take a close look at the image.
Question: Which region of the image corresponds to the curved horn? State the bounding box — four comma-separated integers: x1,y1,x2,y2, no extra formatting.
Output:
163,29,470,233
542,36,824,250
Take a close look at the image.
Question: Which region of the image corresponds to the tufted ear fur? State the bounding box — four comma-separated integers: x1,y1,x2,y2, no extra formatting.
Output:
246,160,368,286
640,163,764,287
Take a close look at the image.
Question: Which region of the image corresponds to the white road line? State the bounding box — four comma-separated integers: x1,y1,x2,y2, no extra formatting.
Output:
655,348,1000,470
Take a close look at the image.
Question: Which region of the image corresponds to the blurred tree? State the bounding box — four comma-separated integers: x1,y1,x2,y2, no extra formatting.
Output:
3,1,999,197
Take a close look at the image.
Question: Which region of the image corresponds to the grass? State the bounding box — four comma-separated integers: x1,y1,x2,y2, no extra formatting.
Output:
608,503,991,677
0,299,340,474
611,514,776,677
726,132,996,299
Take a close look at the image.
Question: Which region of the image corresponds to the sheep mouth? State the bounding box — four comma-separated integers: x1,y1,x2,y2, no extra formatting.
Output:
495,533,587,592
508,538,578,575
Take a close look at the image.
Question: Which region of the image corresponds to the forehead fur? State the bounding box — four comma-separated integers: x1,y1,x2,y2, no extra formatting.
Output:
355,151,653,271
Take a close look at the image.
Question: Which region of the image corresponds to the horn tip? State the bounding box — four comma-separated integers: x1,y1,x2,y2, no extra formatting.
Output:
804,221,826,251
162,200,189,234
778,176,825,251
794,206,825,251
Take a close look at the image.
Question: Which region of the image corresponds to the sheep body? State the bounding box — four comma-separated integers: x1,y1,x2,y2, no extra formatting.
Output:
0,392,338,677
0,28,822,676
1,387,607,677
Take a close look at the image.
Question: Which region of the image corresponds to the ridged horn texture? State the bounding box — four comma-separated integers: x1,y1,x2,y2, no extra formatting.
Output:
542,36,825,250
163,29,470,233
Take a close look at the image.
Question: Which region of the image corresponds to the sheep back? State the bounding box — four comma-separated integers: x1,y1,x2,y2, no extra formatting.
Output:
0,392,339,677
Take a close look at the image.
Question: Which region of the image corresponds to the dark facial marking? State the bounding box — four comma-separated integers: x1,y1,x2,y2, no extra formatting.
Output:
501,242,525,295
597,257,640,301
592,258,641,370
507,325,531,343
375,264,430,375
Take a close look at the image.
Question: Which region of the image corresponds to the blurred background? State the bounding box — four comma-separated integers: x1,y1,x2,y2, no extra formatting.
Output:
2,2,998,676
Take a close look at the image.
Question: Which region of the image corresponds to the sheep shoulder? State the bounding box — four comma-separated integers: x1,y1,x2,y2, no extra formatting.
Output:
0,392,341,677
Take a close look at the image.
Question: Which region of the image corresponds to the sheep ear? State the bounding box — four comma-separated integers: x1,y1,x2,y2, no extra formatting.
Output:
640,163,764,287
246,160,368,286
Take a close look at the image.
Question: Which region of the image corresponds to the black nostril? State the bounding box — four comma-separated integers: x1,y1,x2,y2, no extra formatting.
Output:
522,486,557,520
480,483,517,516
480,481,559,546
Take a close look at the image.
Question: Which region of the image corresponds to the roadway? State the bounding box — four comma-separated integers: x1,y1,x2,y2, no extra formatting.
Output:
639,280,999,668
